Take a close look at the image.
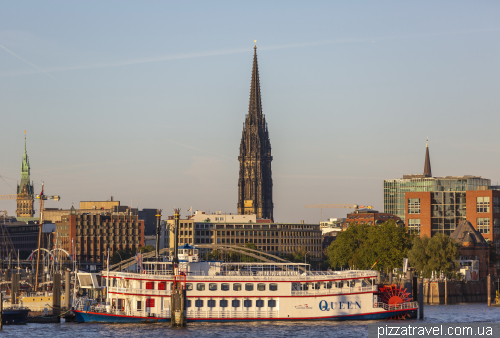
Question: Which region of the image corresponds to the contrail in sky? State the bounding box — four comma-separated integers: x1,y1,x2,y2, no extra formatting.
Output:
0,27,499,78
0,43,54,78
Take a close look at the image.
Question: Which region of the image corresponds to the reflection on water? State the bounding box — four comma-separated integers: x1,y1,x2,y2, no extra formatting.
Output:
1,304,500,338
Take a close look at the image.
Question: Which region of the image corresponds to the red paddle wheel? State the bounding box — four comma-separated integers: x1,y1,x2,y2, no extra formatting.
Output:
378,284,412,319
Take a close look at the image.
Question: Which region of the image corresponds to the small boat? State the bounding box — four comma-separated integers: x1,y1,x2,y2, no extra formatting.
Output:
2,306,30,325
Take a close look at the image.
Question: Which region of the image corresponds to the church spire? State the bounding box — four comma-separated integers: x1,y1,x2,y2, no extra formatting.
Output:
248,42,263,121
238,43,273,220
424,137,432,177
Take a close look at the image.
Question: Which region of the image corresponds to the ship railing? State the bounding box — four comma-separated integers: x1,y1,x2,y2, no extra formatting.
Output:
77,303,171,318
108,287,170,296
186,309,279,319
374,301,419,311
291,285,376,296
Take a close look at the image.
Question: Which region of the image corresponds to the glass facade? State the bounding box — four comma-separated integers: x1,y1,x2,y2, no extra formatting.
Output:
430,192,466,236
384,176,491,233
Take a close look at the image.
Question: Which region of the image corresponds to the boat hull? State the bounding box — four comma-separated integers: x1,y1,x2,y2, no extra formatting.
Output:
74,307,416,323
1,309,30,325
74,310,170,323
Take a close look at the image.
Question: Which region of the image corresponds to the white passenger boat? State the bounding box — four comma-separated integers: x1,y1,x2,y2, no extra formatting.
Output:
73,245,418,323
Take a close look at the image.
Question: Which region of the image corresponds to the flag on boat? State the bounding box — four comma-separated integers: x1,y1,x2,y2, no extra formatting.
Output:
134,252,143,272
187,206,192,212
369,260,378,270
28,250,34,260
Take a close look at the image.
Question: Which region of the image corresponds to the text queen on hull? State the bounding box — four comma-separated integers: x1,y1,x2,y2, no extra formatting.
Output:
73,245,418,323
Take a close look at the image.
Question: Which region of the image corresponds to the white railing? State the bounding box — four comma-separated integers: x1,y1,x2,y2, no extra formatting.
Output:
186,309,278,319
108,287,170,296
374,301,418,311
77,303,171,318
291,285,376,296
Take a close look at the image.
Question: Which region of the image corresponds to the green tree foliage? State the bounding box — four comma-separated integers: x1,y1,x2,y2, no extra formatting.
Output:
138,244,155,253
110,247,136,265
327,220,411,271
408,233,460,278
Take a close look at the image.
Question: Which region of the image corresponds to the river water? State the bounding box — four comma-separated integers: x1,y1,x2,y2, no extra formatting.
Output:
2,304,500,337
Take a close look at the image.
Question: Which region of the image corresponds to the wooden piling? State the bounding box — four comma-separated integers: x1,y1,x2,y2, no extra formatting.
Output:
1,292,3,330
53,273,61,321
418,279,424,320
445,279,447,305
65,270,71,310
12,273,20,305
487,274,491,306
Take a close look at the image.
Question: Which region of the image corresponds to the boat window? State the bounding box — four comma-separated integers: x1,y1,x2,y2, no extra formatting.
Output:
270,283,278,291
207,300,216,308
220,300,228,308
233,283,242,291
302,283,309,291
137,301,142,310
197,283,205,291
221,283,230,291
256,300,264,308
186,300,192,308
232,300,240,308
245,283,254,291
350,280,355,287
291,283,301,291
268,299,276,308
335,281,343,288
315,282,320,289
158,282,166,290
209,283,218,291
186,283,193,291
326,282,332,289
257,283,266,291
244,299,252,308
195,299,204,308
146,299,155,308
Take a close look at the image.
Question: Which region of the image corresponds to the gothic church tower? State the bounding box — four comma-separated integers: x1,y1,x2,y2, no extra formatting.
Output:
16,132,35,218
237,45,273,220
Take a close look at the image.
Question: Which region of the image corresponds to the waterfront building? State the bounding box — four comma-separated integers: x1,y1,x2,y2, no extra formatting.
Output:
237,45,273,220
54,206,144,264
344,209,402,228
384,141,493,227
451,220,490,279
0,217,39,259
16,134,36,222
167,215,322,259
43,198,138,223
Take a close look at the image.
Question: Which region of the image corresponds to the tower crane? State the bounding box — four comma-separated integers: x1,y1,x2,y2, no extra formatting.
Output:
304,204,373,222
34,182,60,291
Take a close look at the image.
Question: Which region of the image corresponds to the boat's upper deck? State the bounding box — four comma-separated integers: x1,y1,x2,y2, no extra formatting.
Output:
108,261,378,282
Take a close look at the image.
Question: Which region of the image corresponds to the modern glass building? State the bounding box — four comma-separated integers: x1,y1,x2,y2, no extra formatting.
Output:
384,175,491,223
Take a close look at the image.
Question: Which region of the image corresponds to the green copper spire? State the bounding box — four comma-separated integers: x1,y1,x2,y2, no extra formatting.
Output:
18,131,31,193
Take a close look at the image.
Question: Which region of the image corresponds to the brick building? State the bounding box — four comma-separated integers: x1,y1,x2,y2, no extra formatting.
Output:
344,209,402,228
451,220,490,278
54,206,144,264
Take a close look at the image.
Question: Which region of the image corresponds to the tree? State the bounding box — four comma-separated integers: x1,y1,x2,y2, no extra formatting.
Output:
327,220,411,271
408,233,460,278
138,244,155,253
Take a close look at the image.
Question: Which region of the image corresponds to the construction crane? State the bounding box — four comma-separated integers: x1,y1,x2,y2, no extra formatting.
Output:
34,182,60,291
304,204,373,222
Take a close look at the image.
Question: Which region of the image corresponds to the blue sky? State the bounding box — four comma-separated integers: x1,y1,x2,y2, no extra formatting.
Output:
1,1,500,222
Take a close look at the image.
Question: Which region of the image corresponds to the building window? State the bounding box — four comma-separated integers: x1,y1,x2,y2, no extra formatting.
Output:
408,198,420,214
494,219,500,234
408,219,421,234
494,197,500,214
477,197,490,213
477,218,490,234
